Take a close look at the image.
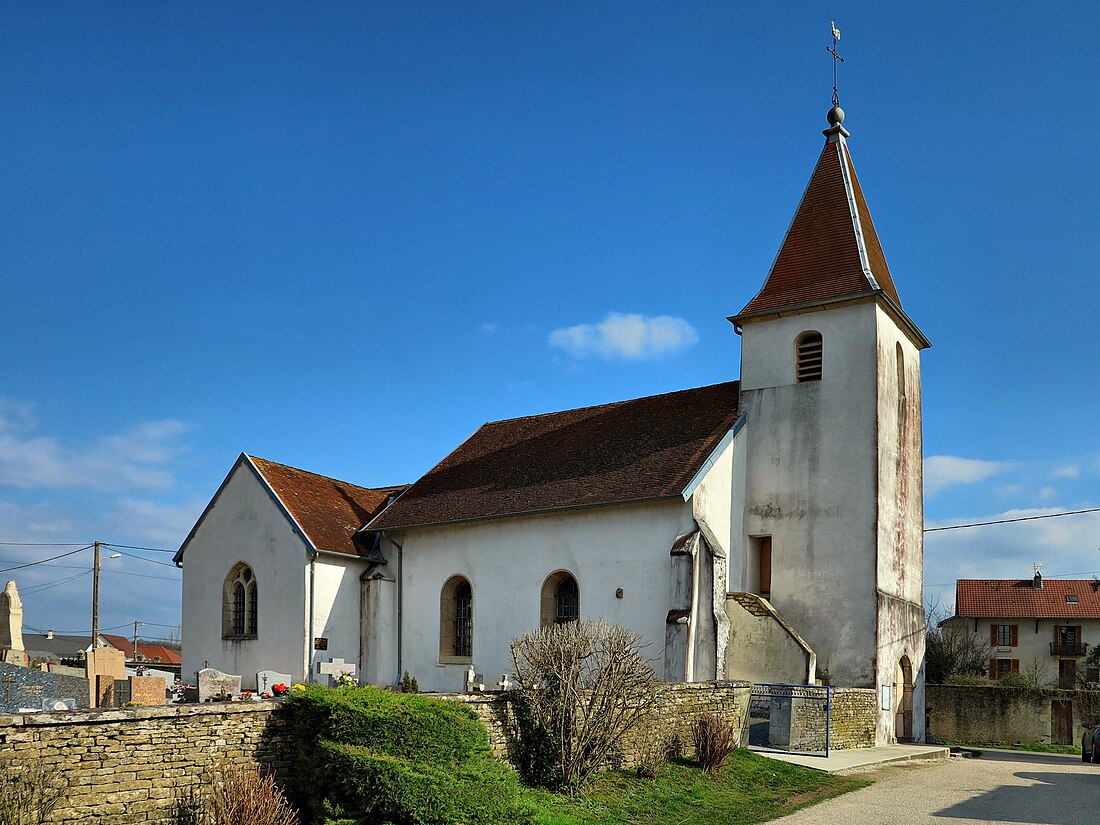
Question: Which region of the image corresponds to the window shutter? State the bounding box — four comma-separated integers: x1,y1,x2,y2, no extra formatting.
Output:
1011,625,1018,647
989,658,996,677
1078,626,1083,647
990,625,997,646
1011,659,1020,674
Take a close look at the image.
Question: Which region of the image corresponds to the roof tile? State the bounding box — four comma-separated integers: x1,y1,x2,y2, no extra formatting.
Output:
367,381,740,531
955,579,1100,619
249,457,404,556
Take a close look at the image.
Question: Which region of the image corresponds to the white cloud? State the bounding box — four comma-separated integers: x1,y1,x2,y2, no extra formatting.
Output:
549,312,699,360
924,507,1100,612
106,498,207,547
0,403,190,492
923,455,1013,496
1036,486,1059,502
1051,465,1080,479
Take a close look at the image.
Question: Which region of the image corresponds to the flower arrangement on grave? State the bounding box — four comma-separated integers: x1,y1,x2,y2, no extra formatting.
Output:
335,671,358,688
241,690,254,700
260,691,272,699
291,683,307,692
272,682,289,696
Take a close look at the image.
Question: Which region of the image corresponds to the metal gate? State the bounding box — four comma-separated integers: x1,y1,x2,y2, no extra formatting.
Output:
743,683,832,757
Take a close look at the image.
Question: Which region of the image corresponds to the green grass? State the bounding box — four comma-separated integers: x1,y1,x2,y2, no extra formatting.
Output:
521,750,871,825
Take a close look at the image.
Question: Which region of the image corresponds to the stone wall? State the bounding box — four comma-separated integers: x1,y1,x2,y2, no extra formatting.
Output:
0,702,293,824
829,688,877,748
927,684,1091,746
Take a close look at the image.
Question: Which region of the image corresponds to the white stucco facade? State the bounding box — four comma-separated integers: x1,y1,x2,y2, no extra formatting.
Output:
178,459,369,690
371,499,697,693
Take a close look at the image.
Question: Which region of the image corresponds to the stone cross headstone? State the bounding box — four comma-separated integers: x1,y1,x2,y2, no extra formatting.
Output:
256,670,293,693
316,658,356,686
197,667,241,702
0,580,25,653
497,674,511,691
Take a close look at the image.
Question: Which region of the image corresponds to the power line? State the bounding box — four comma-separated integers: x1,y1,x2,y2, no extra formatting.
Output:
21,570,92,595
0,541,91,547
107,549,177,568
0,545,91,573
102,543,175,554
924,507,1100,534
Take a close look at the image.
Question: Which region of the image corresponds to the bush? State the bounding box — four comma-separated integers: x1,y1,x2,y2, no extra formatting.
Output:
285,684,534,825
207,762,299,825
401,671,420,694
633,714,677,780
0,760,64,825
944,674,989,686
692,713,738,774
509,619,660,794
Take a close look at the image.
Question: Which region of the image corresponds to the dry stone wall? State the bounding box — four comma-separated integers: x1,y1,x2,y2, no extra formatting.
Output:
927,684,1092,746
0,681,879,823
0,702,293,824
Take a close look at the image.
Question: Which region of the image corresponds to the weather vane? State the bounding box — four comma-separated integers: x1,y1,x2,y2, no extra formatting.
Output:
826,21,844,107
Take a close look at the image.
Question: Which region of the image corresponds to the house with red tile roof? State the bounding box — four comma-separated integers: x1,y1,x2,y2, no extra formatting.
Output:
177,102,930,746
100,634,182,669
944,573,1100,687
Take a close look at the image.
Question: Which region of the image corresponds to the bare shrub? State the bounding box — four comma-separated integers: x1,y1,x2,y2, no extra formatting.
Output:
692,713,737,774
633,713,677,780
924,600,991,684
208,762,299,825
510,619,660,793
0,759,64,825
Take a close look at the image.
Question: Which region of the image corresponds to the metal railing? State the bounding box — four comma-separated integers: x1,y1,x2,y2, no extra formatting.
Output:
1050,641,1088,656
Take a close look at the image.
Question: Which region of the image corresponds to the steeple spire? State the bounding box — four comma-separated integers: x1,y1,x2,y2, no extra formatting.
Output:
729,34,930,349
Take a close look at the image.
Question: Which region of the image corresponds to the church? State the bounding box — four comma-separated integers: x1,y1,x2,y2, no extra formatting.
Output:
176,102,930,745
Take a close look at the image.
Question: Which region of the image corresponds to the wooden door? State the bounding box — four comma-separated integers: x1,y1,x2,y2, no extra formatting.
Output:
758,537,772,598
1051,700,1073,745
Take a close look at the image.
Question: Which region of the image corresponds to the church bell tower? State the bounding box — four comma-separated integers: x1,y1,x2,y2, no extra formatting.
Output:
728,97,931,744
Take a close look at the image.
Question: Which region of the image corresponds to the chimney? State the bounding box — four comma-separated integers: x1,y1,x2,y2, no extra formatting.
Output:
46,629,54,639
1033,572,1043,589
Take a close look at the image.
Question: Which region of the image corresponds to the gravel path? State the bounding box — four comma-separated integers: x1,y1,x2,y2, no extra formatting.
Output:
772,749,1095,825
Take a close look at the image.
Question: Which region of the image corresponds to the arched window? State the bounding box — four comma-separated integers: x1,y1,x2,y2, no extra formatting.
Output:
440,576,473,660
222,563,258,639
541,571,580,627
795,331,823,383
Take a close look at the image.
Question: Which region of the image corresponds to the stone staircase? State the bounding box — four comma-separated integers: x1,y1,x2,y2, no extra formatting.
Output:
729,591,772,617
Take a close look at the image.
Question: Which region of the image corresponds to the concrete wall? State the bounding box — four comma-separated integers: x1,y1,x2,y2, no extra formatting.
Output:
725,597,813,685
385,499,697,693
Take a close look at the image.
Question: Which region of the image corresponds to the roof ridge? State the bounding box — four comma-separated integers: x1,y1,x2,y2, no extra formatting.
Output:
481,380,740,427
247,454,391,495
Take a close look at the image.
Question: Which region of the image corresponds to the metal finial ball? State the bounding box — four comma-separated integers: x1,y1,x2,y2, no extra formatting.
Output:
827,106,845,126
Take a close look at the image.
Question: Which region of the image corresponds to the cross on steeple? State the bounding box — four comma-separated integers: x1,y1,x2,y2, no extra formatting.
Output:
827,21,844,107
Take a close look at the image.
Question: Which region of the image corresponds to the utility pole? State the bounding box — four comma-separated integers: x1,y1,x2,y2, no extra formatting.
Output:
91,540,101,647
132,620,140,661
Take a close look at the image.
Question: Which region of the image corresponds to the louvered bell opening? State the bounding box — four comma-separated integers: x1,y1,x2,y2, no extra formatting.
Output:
796,333,823,382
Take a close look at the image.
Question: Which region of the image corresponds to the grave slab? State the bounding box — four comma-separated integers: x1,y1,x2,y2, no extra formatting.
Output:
197,667,241,702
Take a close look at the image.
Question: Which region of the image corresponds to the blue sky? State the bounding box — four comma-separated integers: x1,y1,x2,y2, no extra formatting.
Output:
2,3,1098,639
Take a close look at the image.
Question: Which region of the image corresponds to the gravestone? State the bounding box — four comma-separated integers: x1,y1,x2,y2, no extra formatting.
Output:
130,675,167,706
197,667,241,702
85,647,126,707
256,670,292,693
42,698,76,711
0,661,87,713
316,658,356,686
0,581,25,653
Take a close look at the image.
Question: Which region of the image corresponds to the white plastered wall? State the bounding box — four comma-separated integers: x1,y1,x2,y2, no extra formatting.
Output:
179,461,364,690
386,499,695,693
738,302,880,692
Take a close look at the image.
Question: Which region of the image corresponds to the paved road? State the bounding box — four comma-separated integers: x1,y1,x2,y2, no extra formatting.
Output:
773,749,1098,825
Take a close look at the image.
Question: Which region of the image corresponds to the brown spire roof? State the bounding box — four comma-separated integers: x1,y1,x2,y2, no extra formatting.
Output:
365,382,741,531
733,123,901,321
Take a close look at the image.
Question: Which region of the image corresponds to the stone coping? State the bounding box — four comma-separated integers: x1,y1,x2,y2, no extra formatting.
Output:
0,699,283,728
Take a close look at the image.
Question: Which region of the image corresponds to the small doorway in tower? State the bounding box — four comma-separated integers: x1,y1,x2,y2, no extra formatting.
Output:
750,536,772,599
894,655,914,742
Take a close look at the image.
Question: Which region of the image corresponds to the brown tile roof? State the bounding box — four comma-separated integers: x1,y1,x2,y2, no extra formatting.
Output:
249,456,405,557
101,634,183,665
366,382,741,531
734,137,900,320
955,579,1100,619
